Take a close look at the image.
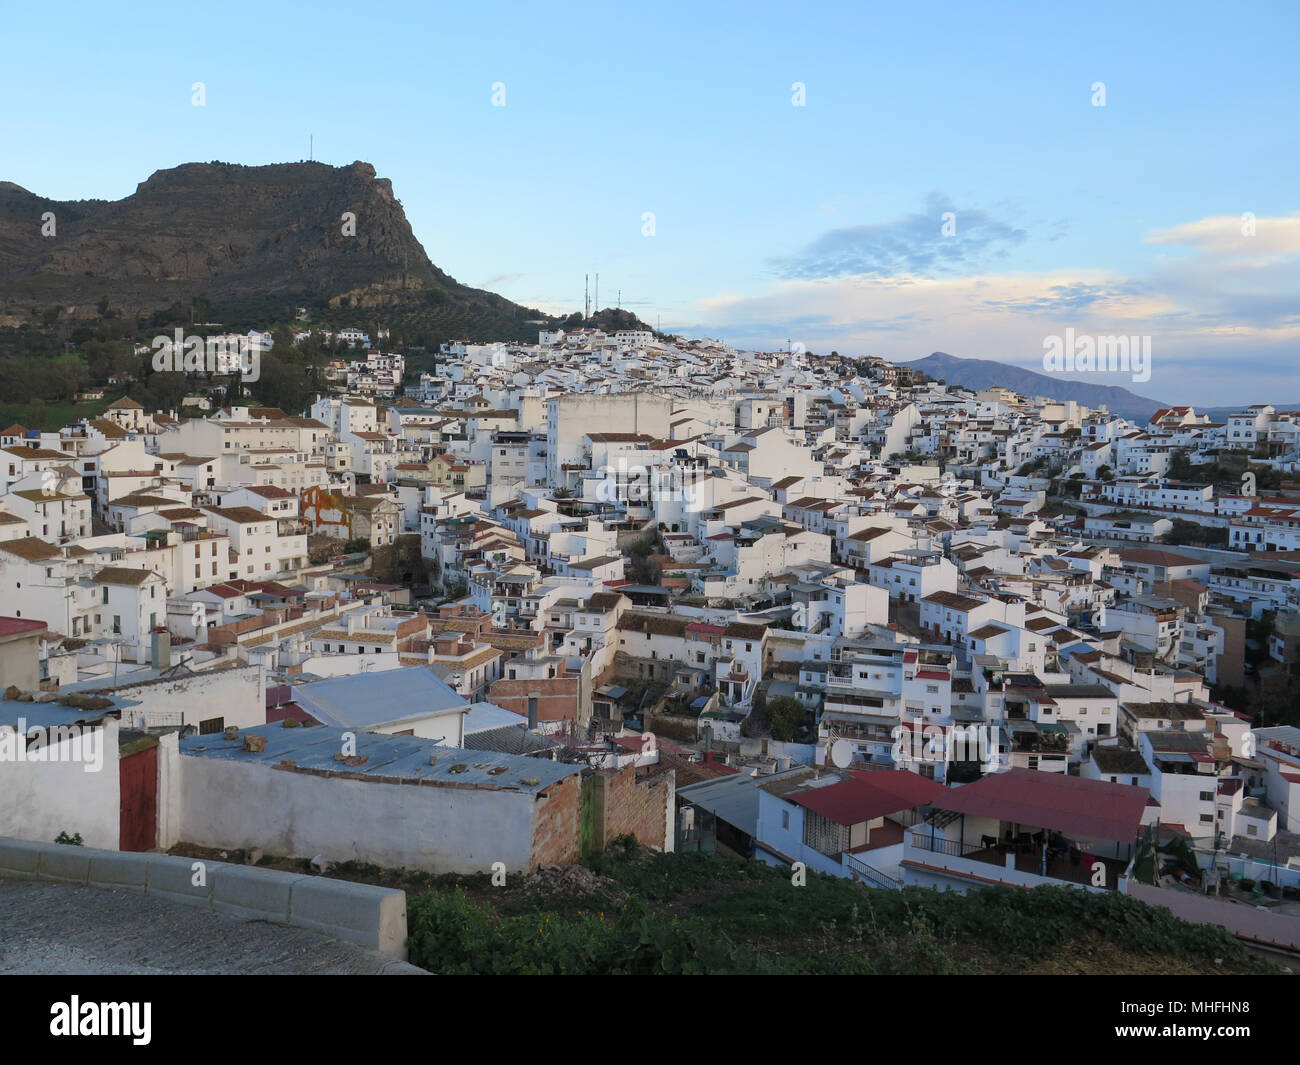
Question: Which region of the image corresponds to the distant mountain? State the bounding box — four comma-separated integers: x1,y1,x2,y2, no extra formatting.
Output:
0,161,648,344
900,352,1168,422
1201,403,1300,421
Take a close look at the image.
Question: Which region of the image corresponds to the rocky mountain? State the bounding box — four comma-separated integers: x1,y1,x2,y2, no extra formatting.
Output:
0,161,566,341
902,351,1168,422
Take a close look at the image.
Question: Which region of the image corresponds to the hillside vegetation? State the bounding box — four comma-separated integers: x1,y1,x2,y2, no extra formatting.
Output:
403,842,1277,975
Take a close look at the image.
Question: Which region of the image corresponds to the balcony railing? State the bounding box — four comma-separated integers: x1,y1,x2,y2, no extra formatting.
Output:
908,829,983,859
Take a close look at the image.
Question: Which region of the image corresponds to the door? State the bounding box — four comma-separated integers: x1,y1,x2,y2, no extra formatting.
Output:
119,744,158,851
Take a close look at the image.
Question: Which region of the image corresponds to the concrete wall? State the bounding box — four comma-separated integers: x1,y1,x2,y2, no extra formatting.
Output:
0,835,410,960
0,632,42,690
0,717,120,849
1126,880,1300,952
157,731,183,849
179,755,542,874
109,663,265,731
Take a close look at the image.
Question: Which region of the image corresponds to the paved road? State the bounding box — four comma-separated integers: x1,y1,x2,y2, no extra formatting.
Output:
0,880,426,974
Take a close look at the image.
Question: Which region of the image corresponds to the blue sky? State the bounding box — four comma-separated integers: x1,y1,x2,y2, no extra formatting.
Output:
3,0,1298,405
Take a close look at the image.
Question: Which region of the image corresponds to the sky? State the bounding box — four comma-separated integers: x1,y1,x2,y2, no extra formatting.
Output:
2,1,1297,406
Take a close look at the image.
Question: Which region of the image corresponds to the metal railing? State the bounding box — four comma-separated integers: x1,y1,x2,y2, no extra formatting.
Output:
845,852,901,890
907,829,983,859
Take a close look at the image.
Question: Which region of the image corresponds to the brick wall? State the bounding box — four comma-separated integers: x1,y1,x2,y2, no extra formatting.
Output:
592,762,673,851
530,772,582,867
488,676,580,723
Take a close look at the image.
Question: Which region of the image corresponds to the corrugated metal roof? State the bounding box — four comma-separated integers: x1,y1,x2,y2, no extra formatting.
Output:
290,666,468,729
788,769,945,826
932,767,1148,842
180,724,581,792
677,773,762,836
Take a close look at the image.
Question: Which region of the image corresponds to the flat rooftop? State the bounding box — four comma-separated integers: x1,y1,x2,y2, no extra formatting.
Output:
180,724,582,793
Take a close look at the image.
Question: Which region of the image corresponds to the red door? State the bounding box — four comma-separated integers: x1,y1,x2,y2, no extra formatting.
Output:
119,744,158,851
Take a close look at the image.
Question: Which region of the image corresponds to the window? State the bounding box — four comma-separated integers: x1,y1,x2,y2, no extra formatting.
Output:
781,810,790,830
198,717,225,735
1199,791,1214,802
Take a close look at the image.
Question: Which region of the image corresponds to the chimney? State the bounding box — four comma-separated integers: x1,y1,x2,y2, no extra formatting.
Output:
151,629,171,671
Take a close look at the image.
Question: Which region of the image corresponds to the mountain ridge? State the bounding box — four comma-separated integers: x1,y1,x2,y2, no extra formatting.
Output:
900,351,1168,421
0,160,649,344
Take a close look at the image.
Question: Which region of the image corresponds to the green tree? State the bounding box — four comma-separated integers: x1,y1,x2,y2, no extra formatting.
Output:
766,696,806,742
24,397,47,429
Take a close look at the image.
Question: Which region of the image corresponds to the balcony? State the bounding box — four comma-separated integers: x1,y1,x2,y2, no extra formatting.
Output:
905,829,1126,891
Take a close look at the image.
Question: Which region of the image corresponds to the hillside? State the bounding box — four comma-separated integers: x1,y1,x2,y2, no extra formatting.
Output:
0,161,597,344
179,840,1279,975
902,351,1167,422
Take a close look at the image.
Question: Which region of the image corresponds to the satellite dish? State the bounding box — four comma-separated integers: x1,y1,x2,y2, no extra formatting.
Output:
829,739,853,769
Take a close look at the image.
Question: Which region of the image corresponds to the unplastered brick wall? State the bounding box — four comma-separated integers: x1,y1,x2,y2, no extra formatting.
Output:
591,762,673,852
488,677,580,723
529,772,582,868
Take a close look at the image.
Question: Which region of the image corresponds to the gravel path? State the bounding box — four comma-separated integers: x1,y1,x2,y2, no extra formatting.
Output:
0,879,426,974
